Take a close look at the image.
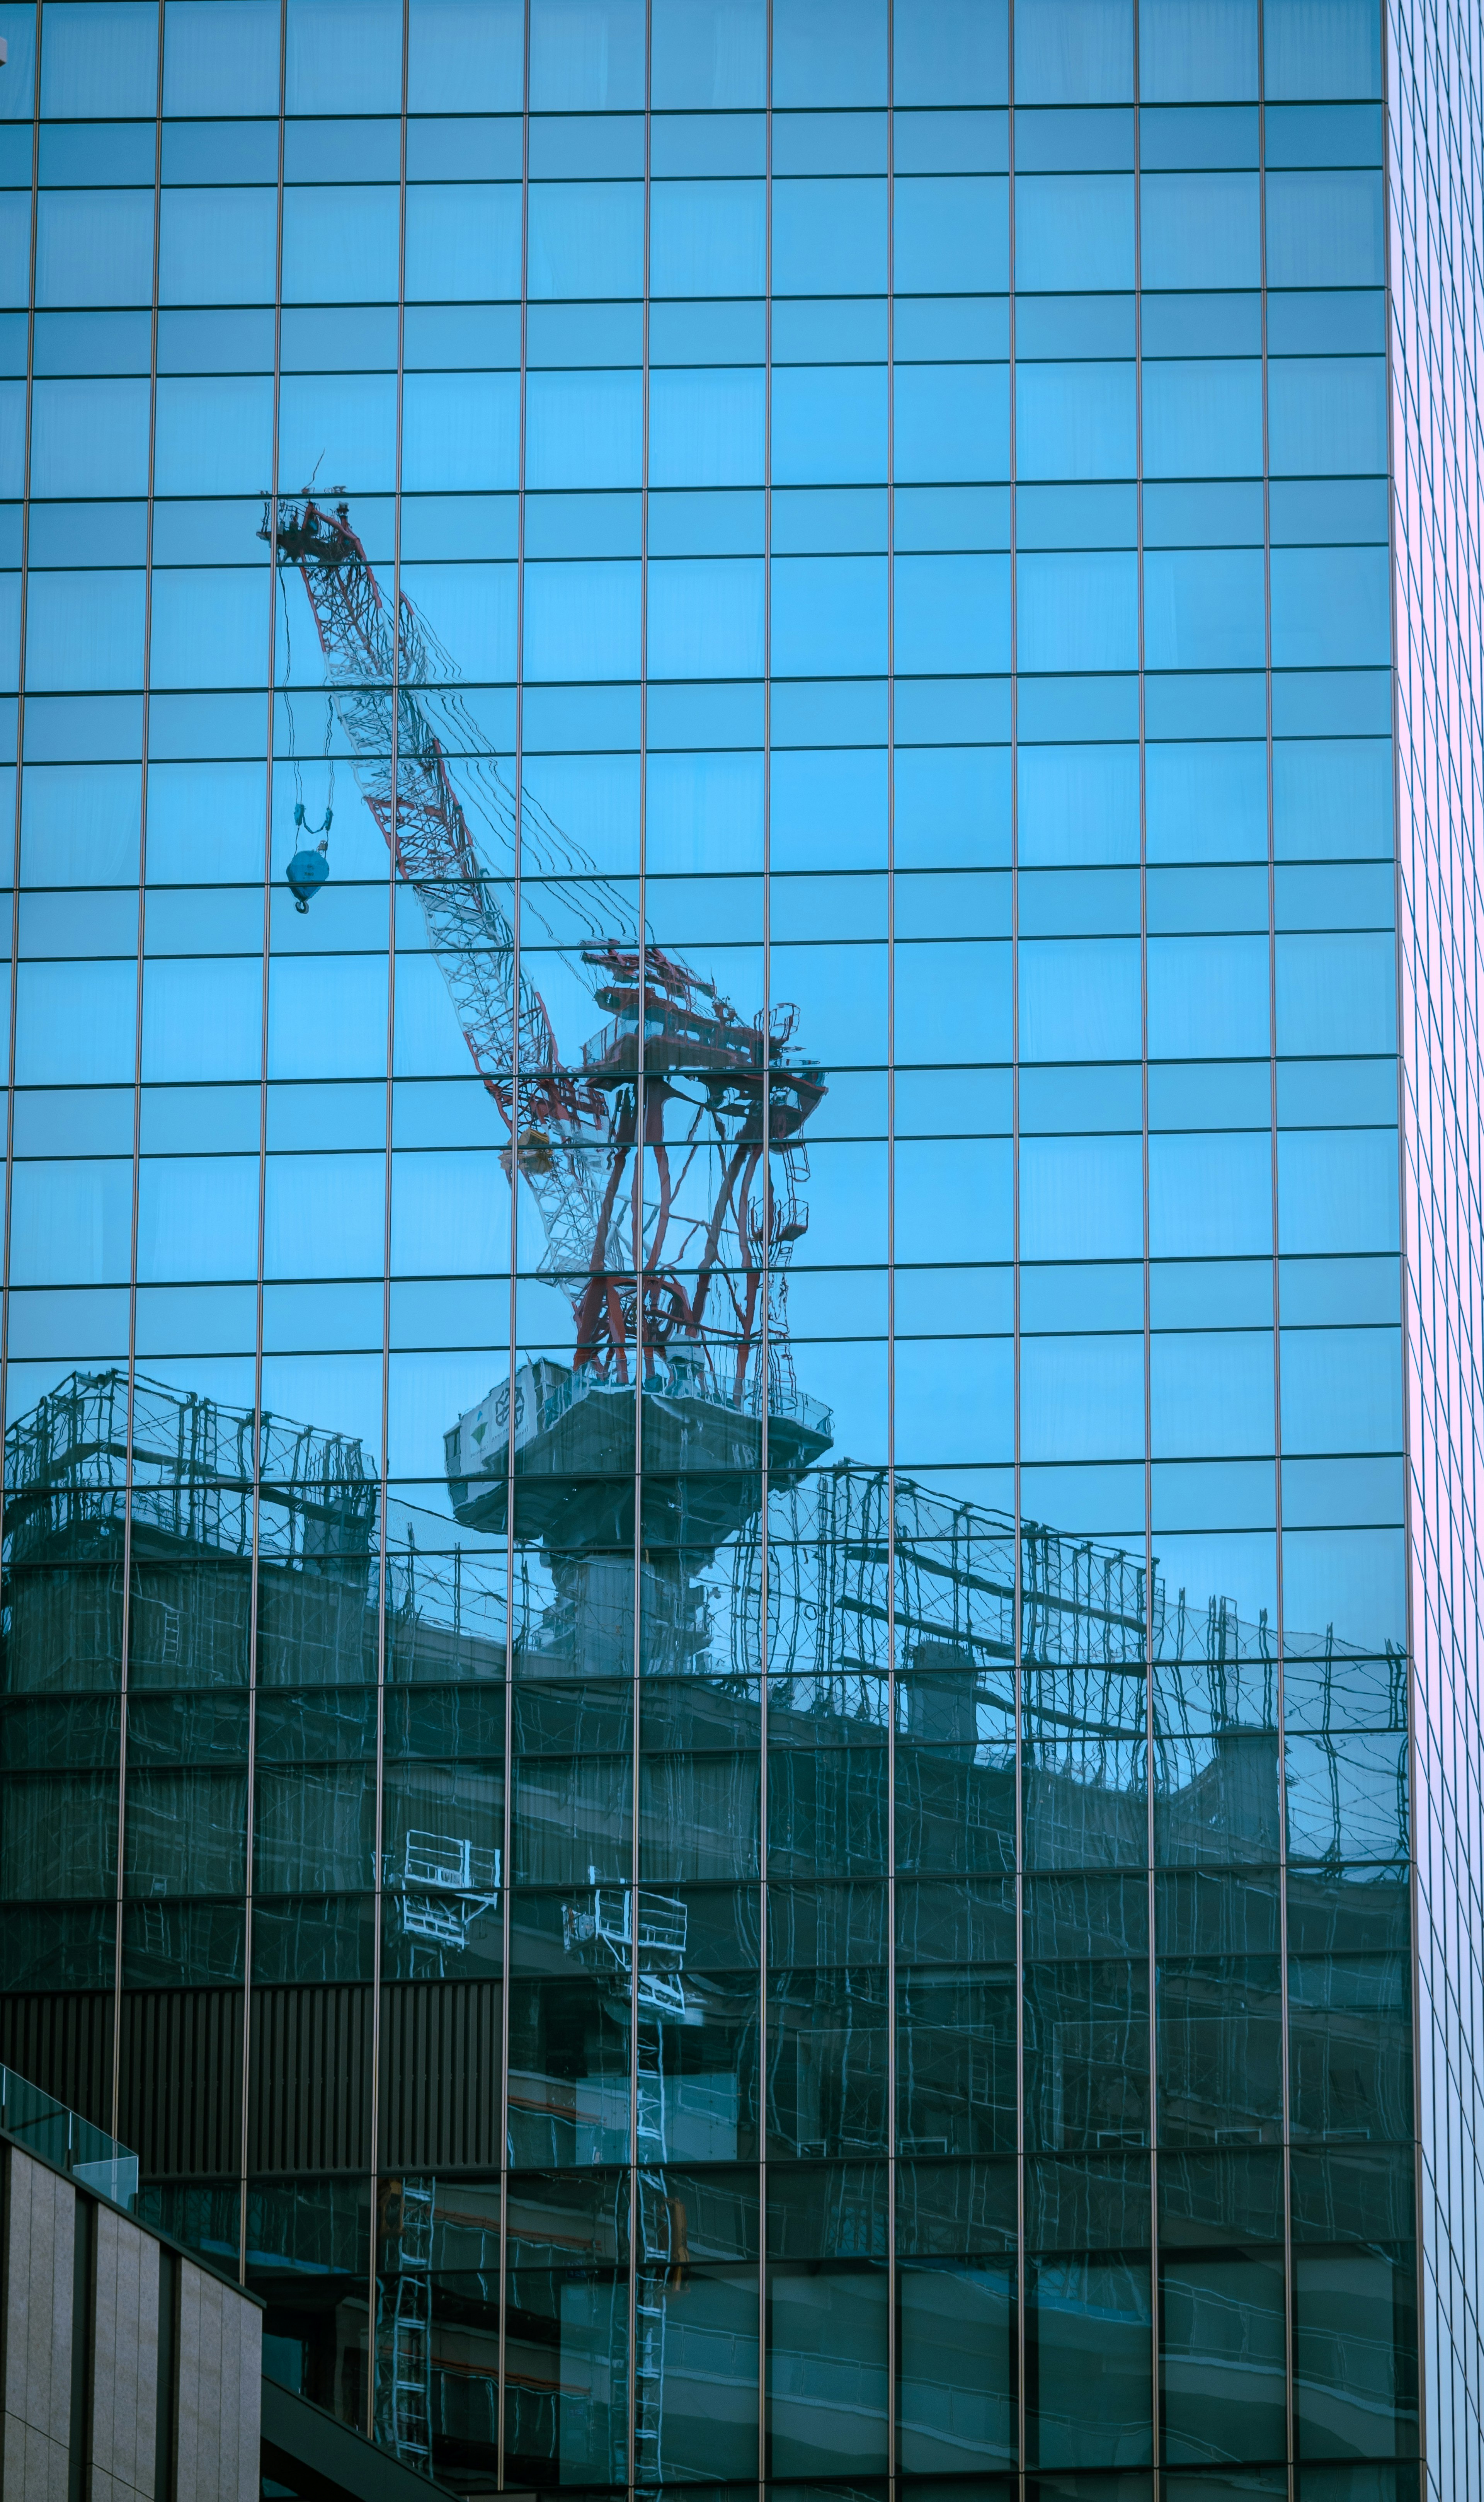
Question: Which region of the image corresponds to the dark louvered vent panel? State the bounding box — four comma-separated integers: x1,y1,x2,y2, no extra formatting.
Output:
117,1989,241,2179
379,1980,500,2172
248,1984,371,2175
0,1990,114,2133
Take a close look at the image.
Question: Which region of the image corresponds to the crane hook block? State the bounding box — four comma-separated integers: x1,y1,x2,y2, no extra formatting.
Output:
286,849,329,913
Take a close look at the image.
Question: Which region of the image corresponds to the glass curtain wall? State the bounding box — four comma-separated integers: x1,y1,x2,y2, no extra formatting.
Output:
1388,0,1484,2493
0,0,1417,2495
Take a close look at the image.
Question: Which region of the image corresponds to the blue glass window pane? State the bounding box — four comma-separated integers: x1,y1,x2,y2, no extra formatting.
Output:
895,552,1011,674
1264,0,1382,100
1016,0,1134,104
895,175,1009,293
0,3,37,119
771,554,888,676
1273,738,1393,861
898,2263,1016,2468
42,0,158,117
529,0,645,107
896,366,1010,482
773,177,890,295
650,0,767,108
1145,549,1266,670
1015,174,1135,289
773,747,886,868
264,1151,387,1277
1268,355,1387,474
1271,935,1391,1061
1270,547,1391,670
1020,1334,1146,1462
0,197,28,310
1140,171,1261,288
1147,933,1270,1057
158,191,277,310
152,571,268,692
527,371,642,491
269,956,389,1082
402,373,519,492
1265,170,1385,286
651,181,766,296
1019,743,1139,865
1280,1326,1402,1456
1152,1331,1275,1456
278,373,397,493
773,368,888,485
14,961,136,1087
649,369,764,487
1276,1130,1401,1255
768,2268,889,2476
165,0,281,116
1021,1134,1144,1259
1019,935,1141,1058
399,564,516,684
1146,741,1267,863
141,959,263,1087
1017,550,1139,671
1137,0,1258,102
26,574,145,695
1017,363,1136,479
1285,1732,1407,1862
285,0,402,112
1149,1134,1273,1258
1282,1525,1405,1648
1142,363,1263,477
893,0,1009,105
139,1156,261,1283
528,183,645,300
893,947,1013,1068
897,745,1011,868
36,195,154,313
281,187,399,305
406,0,524,111
775,0,888,102
523,560,641,682
8,1159,133,1285
1161,2252,1287,2462
404,186,522,302
647,557,764,679
30,378,150,498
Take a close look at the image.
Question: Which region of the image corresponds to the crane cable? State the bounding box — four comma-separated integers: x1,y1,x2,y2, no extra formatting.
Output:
276,559,335,909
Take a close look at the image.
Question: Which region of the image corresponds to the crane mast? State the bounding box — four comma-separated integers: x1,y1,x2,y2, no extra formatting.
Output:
264,496,825,1416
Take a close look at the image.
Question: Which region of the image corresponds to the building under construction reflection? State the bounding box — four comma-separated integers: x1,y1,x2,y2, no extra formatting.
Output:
0,1369,1411,2492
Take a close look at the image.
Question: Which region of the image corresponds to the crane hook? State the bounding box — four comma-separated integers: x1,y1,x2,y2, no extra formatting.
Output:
286,799,332,914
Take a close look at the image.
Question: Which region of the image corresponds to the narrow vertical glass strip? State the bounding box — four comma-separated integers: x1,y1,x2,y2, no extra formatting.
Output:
1380,12,1426,2448
1006,2,1026,2476
758,6,775,2483
629,9,654,2483
113,0,167,2154
496,0,534,2478
0,0,39,1686
885,5,899,2489
1255,12,1299,2486
366,0,414,2441
240,0,291,2289
1132,10,1159,2473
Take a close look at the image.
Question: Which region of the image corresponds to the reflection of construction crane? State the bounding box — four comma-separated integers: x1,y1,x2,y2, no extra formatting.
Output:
562,1874,691,2027
561,1874,693,2483
387,1829,500,1957
375,2176,435,2473
264,494,826,1415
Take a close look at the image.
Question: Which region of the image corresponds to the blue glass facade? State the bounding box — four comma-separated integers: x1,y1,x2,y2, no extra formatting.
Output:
0,0,1439,2495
